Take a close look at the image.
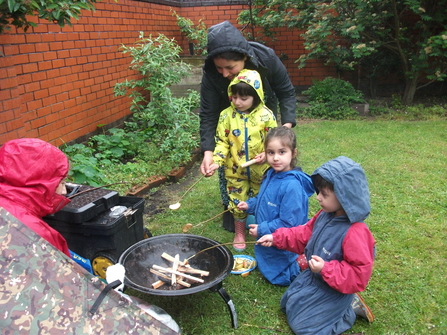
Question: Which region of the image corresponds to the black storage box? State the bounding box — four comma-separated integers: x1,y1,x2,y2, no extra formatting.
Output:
45,196,145,264
45,184,120,224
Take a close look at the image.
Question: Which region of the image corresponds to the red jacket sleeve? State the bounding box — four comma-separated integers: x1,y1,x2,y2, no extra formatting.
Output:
320,222,375,294
272,210,321,254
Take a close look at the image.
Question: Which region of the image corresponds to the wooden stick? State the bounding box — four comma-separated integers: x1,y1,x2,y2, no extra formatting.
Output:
177,265,209,277
150,269,191,288
182,208,231,232
161,252,209,276
152,280,165,289
186,241,259,261
161,252,187,266
241,158,257,168
152,265,204,283
177,175,205,202
171,254,179,285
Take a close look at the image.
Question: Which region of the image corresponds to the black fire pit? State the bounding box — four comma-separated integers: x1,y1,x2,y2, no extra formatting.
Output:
118,234,237,328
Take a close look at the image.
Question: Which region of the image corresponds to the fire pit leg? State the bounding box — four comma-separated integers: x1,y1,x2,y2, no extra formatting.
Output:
210,285,238,329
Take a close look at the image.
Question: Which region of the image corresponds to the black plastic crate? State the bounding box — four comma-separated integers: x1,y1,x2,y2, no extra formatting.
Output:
45,184,120,224
45,196,145,264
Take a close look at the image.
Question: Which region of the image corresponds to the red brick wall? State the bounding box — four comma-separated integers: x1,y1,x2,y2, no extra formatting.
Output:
0,0,335,146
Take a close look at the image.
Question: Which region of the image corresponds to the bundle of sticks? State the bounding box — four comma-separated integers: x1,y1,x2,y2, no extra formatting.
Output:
150,252,209,289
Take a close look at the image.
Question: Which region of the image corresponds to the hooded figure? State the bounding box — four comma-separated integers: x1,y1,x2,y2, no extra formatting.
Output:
245,165,315,286
0,138,71,256
213,69,277,202
200,20,296,154
210,69,277,251
270,156,375,334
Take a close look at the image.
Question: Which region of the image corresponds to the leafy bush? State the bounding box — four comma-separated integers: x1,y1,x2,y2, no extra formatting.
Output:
171,10,208,56
299,77,364,119
89,128,144,163
62,33,200,193
114,32,200,168
62,143,110,186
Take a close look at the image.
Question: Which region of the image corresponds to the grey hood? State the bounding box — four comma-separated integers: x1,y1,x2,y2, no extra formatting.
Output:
312,156,370,223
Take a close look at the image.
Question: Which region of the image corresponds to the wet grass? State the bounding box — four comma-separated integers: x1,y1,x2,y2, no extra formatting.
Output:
130,119,446,335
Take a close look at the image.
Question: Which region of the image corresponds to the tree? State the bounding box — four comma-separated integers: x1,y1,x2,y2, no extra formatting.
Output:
238,0,447,104
0,0,98,33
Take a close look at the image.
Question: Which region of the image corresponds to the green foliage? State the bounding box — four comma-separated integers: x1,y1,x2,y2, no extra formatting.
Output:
62,143,110,187
237,0,447,104
89,128,144,163
299,77,363,119
368,99,447,120
0,0,98,33
114,32,200,169
171,10,208,56
62,33,200,194
63,136,176,193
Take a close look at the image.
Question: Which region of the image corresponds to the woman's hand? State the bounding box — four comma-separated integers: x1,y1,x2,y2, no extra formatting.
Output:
206,163,219,176
200,151,215,177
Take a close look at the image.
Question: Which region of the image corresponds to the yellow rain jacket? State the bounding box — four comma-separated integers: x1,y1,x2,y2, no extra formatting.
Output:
213,69,277,217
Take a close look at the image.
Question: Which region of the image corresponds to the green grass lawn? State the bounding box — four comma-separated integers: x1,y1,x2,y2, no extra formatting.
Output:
131,120,446,335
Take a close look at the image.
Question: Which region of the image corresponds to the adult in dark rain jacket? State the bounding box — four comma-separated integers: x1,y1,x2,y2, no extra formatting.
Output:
200,21,297,176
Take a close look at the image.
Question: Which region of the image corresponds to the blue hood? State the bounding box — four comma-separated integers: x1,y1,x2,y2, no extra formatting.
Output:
312,156,370,223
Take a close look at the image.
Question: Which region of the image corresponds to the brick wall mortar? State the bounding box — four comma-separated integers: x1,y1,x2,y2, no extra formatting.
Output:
0,0,335,146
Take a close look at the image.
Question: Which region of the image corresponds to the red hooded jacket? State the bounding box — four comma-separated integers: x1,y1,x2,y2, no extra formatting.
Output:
0,138,71,256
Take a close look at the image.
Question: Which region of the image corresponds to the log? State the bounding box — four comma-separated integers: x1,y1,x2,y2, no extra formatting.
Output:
161,252,187,266
161,252,209,276
152,280,165,289
152,265,204,283
172,254,180,285
177,265,209,277
150,269,191,288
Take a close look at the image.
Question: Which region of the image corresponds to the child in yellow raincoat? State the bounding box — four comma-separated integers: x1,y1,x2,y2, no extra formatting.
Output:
207,69,277,251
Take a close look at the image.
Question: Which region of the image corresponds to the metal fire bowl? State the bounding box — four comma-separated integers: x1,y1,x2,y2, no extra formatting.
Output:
119,234,234,296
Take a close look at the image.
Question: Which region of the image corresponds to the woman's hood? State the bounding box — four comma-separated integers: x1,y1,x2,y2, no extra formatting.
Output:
312,156,370,223
227,69,265,109
205,21,257,66
0,138,70,217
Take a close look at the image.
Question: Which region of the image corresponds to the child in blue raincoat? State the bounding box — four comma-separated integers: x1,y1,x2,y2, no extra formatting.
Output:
237,127,314,286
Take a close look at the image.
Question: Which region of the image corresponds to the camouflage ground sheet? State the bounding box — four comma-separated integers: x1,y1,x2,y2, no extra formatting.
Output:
0,207,178,335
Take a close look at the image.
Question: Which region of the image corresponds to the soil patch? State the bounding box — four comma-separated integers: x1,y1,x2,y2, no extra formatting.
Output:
142,161,203,219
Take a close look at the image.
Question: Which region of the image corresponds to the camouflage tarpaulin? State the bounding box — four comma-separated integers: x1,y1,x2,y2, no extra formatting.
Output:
0,207,179,334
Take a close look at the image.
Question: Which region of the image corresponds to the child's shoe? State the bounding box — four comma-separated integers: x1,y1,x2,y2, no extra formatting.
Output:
233,219,246,251
352,292,375,322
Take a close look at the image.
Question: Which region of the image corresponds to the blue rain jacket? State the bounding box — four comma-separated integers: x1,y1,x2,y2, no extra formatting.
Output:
245,167,314,286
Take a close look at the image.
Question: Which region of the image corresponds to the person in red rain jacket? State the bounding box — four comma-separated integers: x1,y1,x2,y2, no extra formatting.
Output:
0,138,71,257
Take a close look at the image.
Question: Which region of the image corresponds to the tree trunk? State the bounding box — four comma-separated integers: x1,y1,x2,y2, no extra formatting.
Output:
402,75,418,105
